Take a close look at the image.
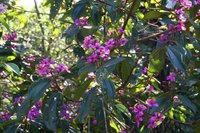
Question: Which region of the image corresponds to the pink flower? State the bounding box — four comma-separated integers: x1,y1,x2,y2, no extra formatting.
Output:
143,67,148,73
83,35,94,49
88,72,96,79
117,27,125,35
160,34,168,42
131,104,147,127
3,33,17,41
177,23,186,31
92,119,97,125
175,8,184,15
197,9,200,16
37,58,54,75
75,17,90,26
180,0,192,9
178,15,186,23
87,53,98,63
107,30,115,36
148,112,164,128
36,101,43,108
146,99,158,107
154,112,164,122
105,38,116,49
118,38,128,46
166,72,176,81
54,64,71,73
195,0,200,4
0,4,6,14
147,85,155,92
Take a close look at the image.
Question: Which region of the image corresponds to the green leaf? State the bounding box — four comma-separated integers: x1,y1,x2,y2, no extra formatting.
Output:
0,16,10,31
72,1,88,20
50,0,63,19
166,46,191,71
115,102,131,117
120,60,132,81
73,47,85,58
148,48,166,75
103,58,125,68
4,63,20,75
59,120,69,133
4,124,19,133
78,64,96,74
179,95,197,113
78,88,95,122
18,78,51,118
102,78,116,99
42,92,62,132
107,5,120,24
64,24,80,38
91,6,102,25
144,11,165,20
28,78,51,101
133,0,141,11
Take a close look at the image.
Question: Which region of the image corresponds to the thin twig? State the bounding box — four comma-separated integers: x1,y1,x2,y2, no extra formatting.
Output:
33,0,45,52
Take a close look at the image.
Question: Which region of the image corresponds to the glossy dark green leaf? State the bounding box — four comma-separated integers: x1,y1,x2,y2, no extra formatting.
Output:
18,78,51,118
78,64,96,74
4,124,19,133
59,120,69,133
179,95,197,113
133,0,141,11
102,78,116,99
103,58,125,68
42,92,62,132
4,63,20,75
148,48,166,75
167,46,191,71
73,47,85,58
91,6,102,25
107,7,118,24
72,1,88,20
64,24,80,38
120,60,132,81
115,102,131,117
50,0,63,19
78,88,95,122
144,11,165,20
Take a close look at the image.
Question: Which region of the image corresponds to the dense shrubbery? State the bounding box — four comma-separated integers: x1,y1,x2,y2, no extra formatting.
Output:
0,0,200,132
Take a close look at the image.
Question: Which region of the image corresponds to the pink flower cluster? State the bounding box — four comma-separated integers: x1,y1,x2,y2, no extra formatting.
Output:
3,33,17,41
148,112,164,128
60,104,70,120
75,17,90,26
36,58,70,76
130,104,147,127
195,0,200,4
179,0,192,9
129,99,162,127
146,98,159,108
88,72,96,79
160,0,200,43
0,4,6,14
166,72,176,82
82,28,128,63
0,111,10,122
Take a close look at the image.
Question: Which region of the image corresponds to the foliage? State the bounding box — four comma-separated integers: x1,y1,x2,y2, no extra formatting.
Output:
0,0,200,132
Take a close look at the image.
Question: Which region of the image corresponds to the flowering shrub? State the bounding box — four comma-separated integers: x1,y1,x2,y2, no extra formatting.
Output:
0,0,200,132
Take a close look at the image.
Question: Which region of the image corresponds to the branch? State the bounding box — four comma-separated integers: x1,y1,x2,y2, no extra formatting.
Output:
117,54,142,90
33,0,45,52
136,31,165,42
